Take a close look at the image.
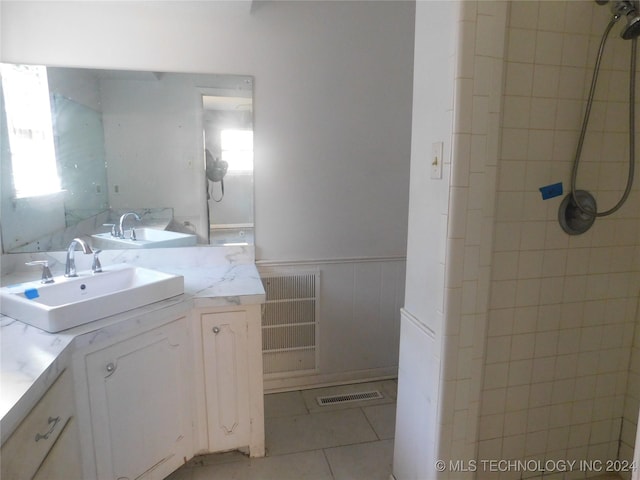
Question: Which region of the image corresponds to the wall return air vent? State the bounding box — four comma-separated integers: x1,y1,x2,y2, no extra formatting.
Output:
260,270,320,377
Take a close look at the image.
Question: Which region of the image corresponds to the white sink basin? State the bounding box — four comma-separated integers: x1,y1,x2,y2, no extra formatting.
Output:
91,228,197,249
0,265,184,332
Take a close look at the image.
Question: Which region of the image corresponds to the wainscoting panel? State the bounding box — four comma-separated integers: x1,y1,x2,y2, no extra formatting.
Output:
258,257,405,392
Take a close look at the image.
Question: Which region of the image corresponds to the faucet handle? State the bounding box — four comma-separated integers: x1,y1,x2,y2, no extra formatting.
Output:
103,223,119,237
92,249,103,274
26,260,55,284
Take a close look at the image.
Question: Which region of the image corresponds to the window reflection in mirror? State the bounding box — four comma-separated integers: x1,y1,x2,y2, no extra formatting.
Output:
202,93,254,247
1,64,62,198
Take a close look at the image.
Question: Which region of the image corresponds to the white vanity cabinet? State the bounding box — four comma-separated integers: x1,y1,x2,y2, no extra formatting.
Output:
1,369,82,480
1,256,267,479
195,304,265,457
75,308,195,480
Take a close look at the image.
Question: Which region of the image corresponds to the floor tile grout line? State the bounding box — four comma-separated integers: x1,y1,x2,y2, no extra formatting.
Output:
360,405,382,441
299,389,312,415
323,437,395,452
266,437,394,459
266,404,386,422
322,448,337,480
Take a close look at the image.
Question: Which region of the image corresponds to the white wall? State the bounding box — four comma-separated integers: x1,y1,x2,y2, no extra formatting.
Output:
394,1,458,477
403,0,457,335
0,0,415,262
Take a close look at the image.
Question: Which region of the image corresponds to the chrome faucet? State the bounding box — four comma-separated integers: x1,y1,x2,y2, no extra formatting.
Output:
102,223,120,237
119,212,141,239
26,260,55,284
65,238,93,277
92,249,103,274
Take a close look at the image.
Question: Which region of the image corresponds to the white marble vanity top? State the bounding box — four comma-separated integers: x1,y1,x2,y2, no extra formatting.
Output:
0,246,265,444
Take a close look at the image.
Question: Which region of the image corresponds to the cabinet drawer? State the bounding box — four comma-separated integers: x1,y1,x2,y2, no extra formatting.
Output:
1,369,74,480
32,416,82,480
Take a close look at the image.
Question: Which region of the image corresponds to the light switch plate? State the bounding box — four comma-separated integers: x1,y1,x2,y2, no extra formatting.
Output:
431,142,443,180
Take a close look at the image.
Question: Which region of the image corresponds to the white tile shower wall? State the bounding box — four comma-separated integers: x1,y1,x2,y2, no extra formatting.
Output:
621,301,640,480
477,2,640,480
435,1,507,478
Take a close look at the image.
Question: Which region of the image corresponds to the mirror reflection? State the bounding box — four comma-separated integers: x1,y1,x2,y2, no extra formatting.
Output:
203,93,254,246
0,64,254,253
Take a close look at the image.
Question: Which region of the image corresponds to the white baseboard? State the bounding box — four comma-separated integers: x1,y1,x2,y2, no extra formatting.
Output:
264,367,398,393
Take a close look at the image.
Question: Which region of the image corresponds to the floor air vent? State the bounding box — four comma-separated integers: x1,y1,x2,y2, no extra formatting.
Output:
316,390,383,406
260,270,320,377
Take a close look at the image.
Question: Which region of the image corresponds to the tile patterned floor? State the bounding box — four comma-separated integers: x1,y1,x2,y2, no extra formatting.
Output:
167,380,397,480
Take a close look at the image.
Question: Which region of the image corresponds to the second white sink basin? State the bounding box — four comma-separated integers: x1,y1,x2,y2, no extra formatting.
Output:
92,228,197,249
0,265,184,332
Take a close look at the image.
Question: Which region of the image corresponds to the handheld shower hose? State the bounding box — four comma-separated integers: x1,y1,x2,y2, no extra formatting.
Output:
560,3,638,234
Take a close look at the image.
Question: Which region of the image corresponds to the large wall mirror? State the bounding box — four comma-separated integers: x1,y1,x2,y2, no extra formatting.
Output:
0,63,254,253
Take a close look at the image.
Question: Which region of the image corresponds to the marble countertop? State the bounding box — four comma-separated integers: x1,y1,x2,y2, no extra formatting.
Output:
0,246,265,444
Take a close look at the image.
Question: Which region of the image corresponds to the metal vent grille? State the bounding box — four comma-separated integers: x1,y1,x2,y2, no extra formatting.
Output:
316,390,384,406
260,270,319,377
263,275,316,300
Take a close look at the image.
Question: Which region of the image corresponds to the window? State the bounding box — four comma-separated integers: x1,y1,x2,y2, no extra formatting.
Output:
220,129,253,173
1,63,61,198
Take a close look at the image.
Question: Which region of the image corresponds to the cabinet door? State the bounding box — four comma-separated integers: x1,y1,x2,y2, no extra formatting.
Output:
85,316,192,480
201,311,250,452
